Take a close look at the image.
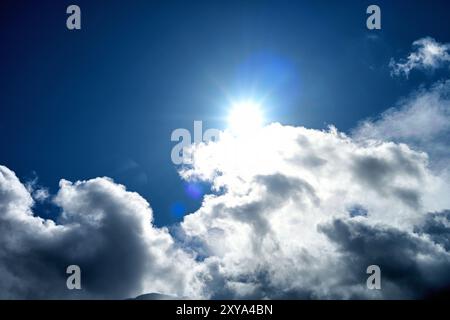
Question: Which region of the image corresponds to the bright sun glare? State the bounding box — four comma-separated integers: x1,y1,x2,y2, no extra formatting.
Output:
227,100,264,135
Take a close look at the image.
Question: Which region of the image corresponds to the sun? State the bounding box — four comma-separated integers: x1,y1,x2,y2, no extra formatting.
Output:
227,100,264,135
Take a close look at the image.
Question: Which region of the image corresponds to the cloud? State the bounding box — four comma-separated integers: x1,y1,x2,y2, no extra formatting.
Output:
2,119,450,299
319,217,450,299
415,210,450,251
178,121,450,299
0,165,202,299
390,37,450,77
2,110,450,299
353,80,450,170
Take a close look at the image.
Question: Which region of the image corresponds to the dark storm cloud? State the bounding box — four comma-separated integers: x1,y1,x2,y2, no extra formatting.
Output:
415,210,450,251
320,218,450,299
0,166,197,299
351,151,423,209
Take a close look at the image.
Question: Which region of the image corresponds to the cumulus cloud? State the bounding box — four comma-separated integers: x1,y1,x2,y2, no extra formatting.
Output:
2,118,450,299
0,166,202,299
177,122,450,299
390,37,450,77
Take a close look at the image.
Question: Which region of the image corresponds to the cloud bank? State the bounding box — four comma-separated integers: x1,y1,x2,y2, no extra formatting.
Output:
2,117,450,298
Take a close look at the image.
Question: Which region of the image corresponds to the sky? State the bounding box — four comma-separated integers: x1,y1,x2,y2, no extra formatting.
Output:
1,0,450,299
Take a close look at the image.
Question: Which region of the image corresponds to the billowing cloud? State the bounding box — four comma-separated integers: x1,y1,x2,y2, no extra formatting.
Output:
0,166,202,299
390,37,450,77
178,121,450,299
320,217,450,299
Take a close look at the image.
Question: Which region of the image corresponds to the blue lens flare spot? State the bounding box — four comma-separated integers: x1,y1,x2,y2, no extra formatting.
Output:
184,182,204,200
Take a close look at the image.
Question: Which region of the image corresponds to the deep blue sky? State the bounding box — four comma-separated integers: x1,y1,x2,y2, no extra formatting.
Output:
1,0,450,227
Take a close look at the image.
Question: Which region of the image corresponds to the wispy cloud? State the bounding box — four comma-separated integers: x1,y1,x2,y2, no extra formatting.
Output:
390,37,450,77
353,80,450,169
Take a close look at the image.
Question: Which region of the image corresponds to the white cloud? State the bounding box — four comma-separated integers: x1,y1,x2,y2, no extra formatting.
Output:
25,175,50,202
33,188,49,202
178,122,450,299
390,37,450,77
